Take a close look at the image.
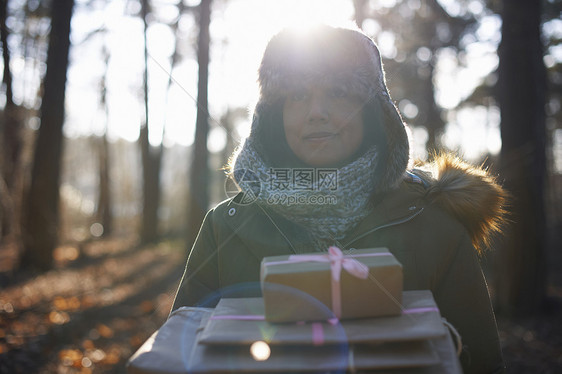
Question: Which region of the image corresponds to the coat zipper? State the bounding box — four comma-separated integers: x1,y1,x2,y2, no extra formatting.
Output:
343,207,425,249
258,203,425,254
257,203,299,254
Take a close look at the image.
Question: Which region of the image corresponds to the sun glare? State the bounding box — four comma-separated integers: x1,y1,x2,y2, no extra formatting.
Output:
250,341,271,361
66,0,356,148
214,0,355,136
233,0,355,31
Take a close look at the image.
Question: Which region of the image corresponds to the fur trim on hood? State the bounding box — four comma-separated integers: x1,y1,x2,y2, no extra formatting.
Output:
413,154,509,254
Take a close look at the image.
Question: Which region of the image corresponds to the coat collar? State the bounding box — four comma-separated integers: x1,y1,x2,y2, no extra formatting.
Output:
223,196,313,256
221,180,427,257
340,181,426,249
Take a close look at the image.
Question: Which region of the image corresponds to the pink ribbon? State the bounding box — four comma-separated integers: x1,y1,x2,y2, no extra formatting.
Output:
209,308,439,346
402,307,439,314
209,308,438,321
210,315,265,321
311,323,324,346
283,246,370,319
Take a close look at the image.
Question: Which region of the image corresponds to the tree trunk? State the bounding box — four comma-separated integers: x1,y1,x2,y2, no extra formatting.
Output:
220,108,240,168
96,132,112,237
138,0,162,244
423,63,443,153
21,0,74,270
0,0,12,109
0,0,22,240
96,50,112,237
496,0,547,316
139,127,162,243
0,176,11,240
187,0,211,246
352,0,368,29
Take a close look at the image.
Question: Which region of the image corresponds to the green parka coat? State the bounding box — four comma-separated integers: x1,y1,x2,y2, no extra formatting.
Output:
172,156,507,374
172,25,507,374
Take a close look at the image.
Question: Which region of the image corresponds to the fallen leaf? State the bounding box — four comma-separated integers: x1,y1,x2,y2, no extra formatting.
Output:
49,310,70,325
81,339,95,350
139,300,154,313
96,324,114,338
59,349,83,367
88,348,106,363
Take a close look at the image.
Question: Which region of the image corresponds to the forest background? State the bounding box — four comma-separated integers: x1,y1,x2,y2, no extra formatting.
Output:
0,0,561,373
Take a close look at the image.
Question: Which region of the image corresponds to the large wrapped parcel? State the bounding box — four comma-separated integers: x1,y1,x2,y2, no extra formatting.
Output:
260,247,403,322
127,291,464,373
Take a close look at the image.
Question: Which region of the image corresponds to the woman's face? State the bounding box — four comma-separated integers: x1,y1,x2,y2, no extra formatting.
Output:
283,84,365,167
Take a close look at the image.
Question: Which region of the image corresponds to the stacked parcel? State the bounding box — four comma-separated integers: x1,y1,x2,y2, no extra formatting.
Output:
128,248,462,373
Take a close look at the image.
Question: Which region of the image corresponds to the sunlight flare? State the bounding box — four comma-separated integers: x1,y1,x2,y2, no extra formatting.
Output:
250,341,271,361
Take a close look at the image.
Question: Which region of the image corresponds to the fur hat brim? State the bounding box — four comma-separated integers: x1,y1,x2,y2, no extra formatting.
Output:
247,25,411,191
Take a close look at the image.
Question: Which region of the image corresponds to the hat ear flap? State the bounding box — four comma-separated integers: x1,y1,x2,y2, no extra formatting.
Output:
247,99,303,168
359,38,410,191
375,96,410,192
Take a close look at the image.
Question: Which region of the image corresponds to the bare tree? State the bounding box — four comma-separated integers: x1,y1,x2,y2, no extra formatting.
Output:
496,0,547,316
138,0,163,243
353,0,474,153
96,48,112,237
352,0,368,28
219,107,246,167
186,0,211,245
0,0,21,240
20,0,74,270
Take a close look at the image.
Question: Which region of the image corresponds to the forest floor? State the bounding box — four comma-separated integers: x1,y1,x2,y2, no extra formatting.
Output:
0,235,561,373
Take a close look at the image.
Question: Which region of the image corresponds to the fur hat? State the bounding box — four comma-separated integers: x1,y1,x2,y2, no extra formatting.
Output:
246,24,410,192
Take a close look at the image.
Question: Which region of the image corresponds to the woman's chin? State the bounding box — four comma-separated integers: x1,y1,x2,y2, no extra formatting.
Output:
300,154,349,168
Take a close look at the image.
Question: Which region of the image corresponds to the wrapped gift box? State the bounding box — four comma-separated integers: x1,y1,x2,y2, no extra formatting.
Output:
189,336,438,373
127,295,463,373
260,247,403,322
199,291,446,346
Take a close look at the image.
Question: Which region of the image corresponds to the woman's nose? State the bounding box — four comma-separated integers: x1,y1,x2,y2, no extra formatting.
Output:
306,93,329,123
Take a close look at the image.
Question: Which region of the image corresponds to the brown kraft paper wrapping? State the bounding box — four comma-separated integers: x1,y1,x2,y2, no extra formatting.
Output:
128,303,462,373
260,247,403,322
199,291,446,346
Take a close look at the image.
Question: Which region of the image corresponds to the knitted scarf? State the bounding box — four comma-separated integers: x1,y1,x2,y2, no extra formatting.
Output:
233,139,378,249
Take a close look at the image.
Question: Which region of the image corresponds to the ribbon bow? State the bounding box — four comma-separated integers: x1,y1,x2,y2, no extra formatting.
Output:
288,246,369,319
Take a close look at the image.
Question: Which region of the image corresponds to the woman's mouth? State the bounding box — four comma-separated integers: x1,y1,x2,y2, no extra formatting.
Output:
304,132,337,142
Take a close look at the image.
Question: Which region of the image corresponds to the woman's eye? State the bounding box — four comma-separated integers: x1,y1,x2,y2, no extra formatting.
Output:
291,91,308,101
330,87,347,98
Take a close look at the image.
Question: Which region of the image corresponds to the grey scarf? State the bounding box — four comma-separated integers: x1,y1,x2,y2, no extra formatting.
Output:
233,140,377,248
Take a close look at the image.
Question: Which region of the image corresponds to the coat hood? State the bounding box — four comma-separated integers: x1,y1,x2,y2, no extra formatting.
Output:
413,154,508,254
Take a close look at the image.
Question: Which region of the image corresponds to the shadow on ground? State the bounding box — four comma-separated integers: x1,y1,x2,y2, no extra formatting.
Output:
0,235,561,373
0,236,186,373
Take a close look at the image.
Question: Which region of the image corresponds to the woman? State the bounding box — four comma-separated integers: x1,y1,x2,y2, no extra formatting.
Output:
171,25,506,374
